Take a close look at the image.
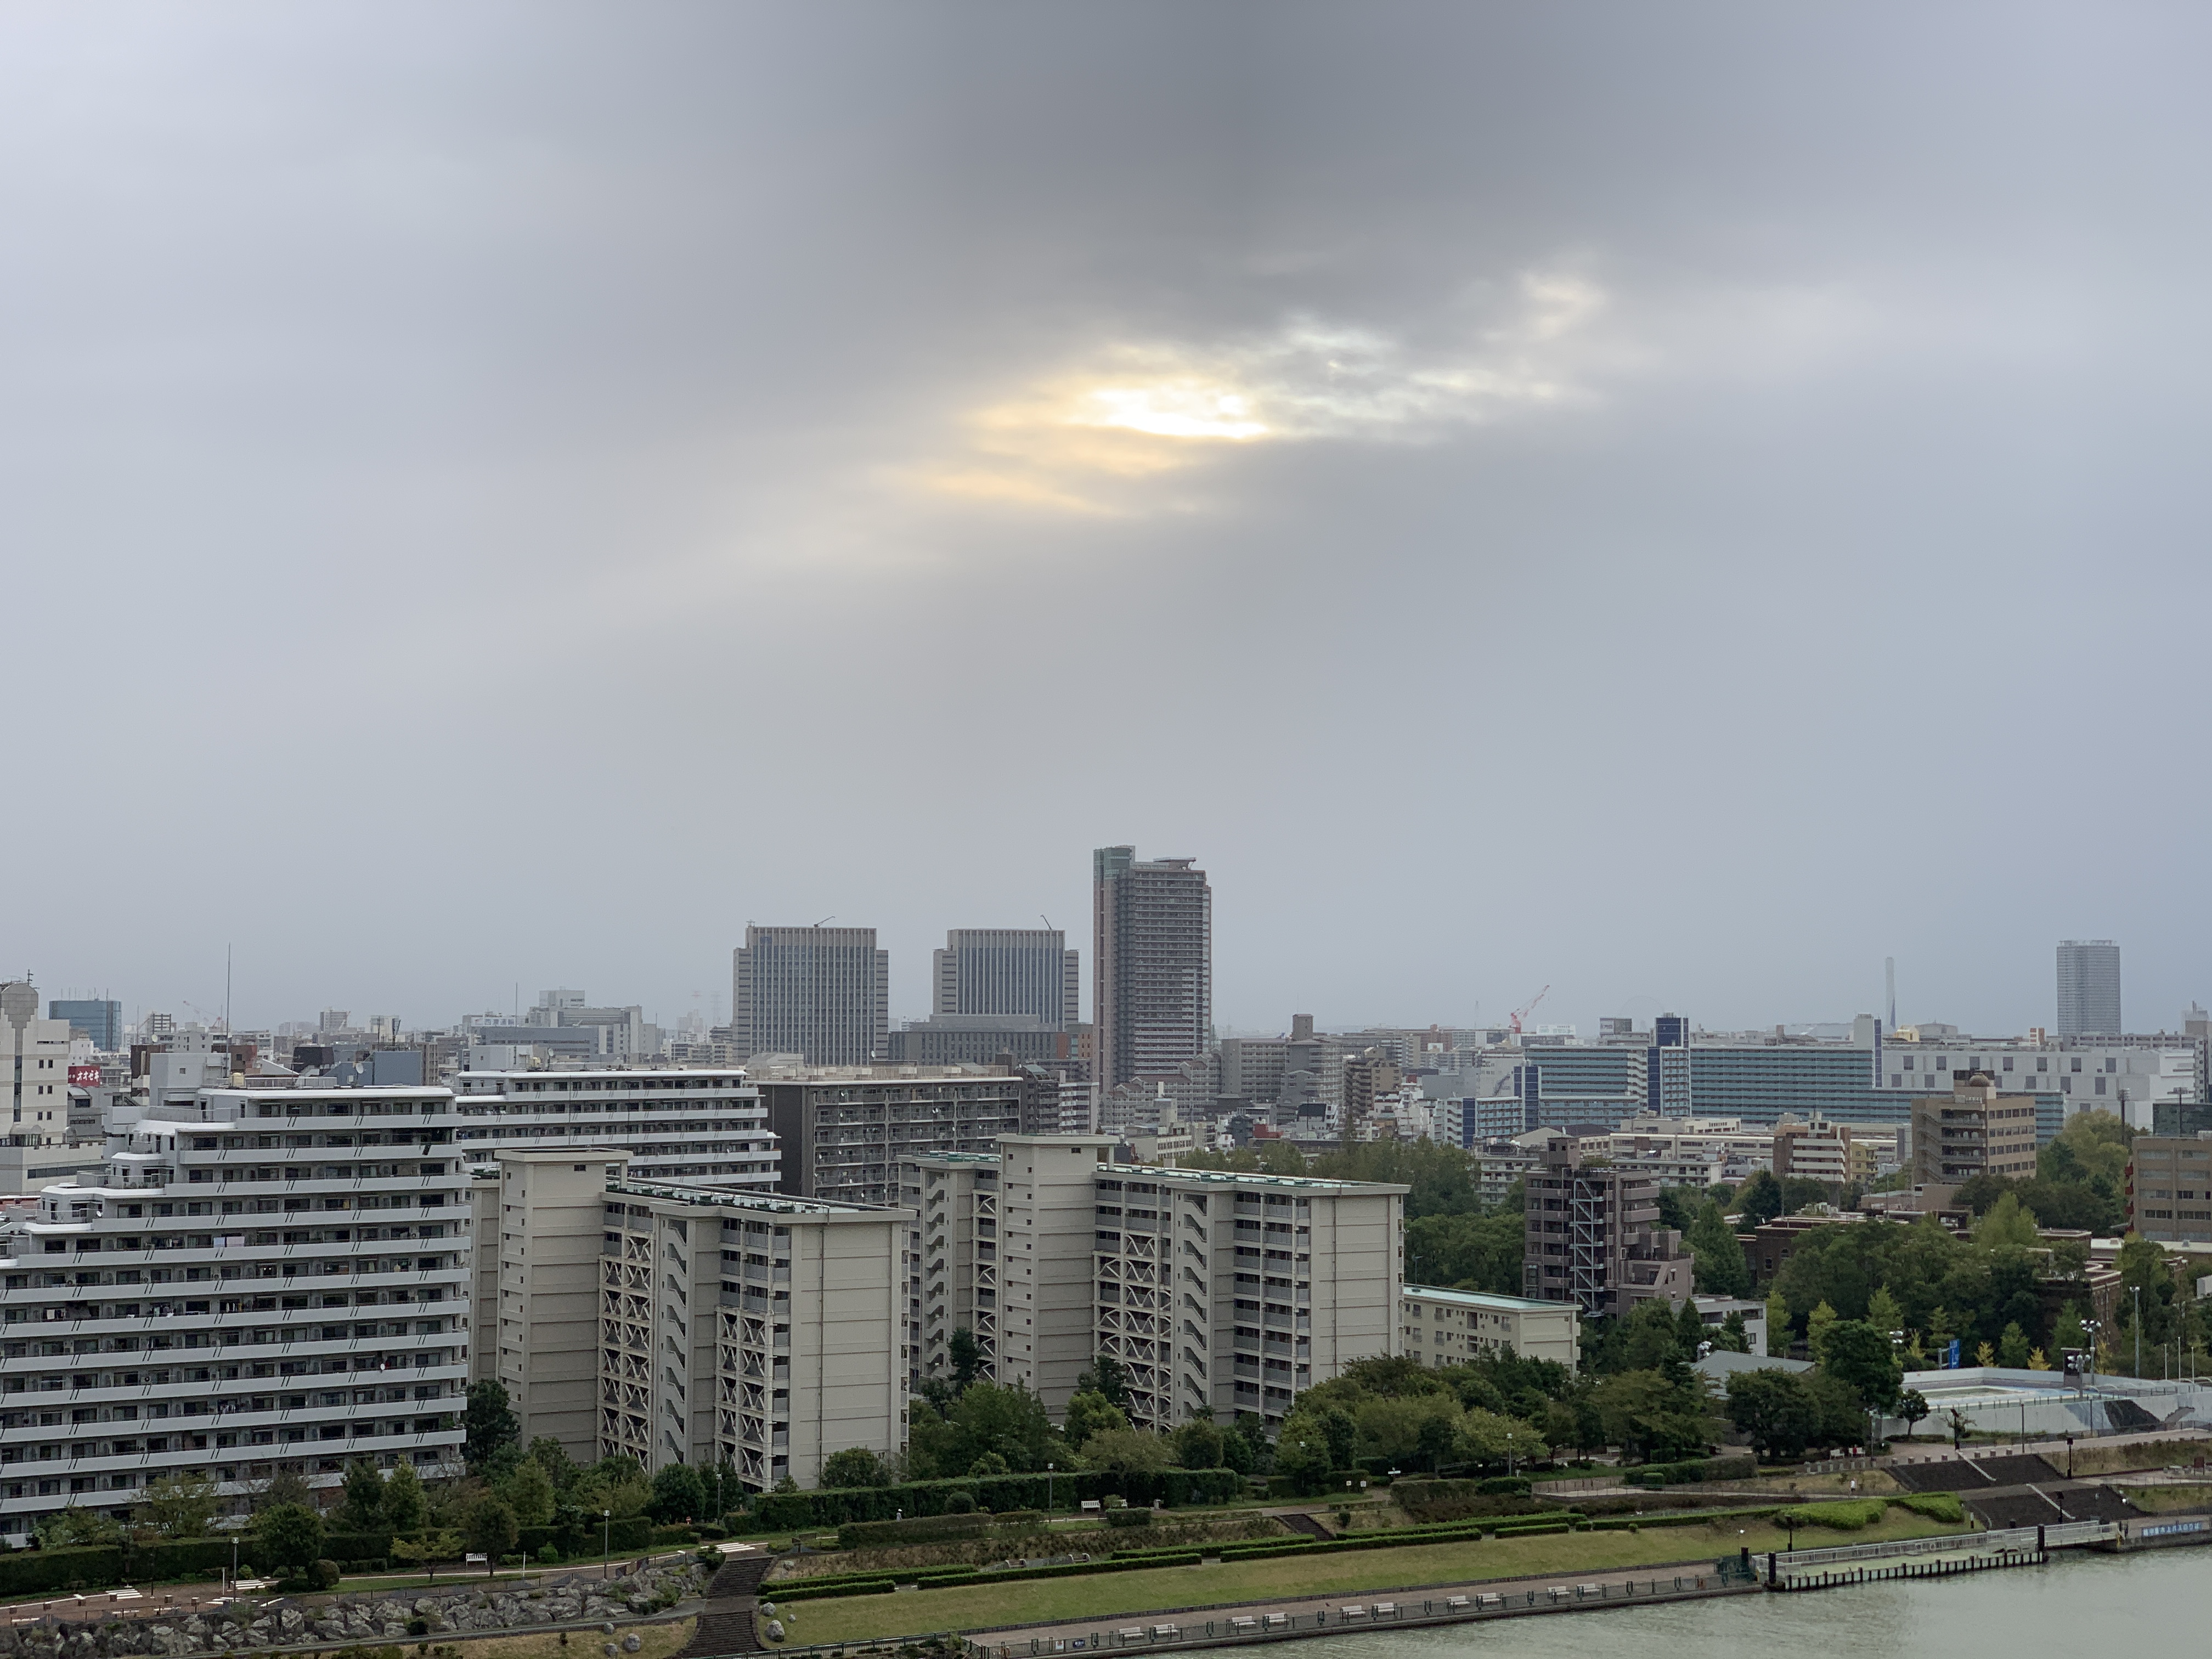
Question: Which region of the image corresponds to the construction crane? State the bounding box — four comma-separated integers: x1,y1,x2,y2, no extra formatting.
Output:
1508,985,1550,1036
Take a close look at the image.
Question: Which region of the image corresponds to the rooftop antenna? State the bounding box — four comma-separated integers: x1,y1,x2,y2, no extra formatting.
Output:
1041,914,1054,932
814,916,835,927
1885,957,1897,1032
224,945,233,1037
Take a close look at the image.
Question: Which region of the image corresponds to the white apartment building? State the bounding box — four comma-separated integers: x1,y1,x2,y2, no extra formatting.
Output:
898,1152,1004,1396
0,1085,469,1543
453,1067,778,1187
1097,1165,1404,1433
1,994,98,1198
1400,1286,1579,1370
487,1153,910,1491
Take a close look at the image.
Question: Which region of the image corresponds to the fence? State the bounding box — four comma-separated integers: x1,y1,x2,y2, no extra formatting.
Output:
1776,1519,2113,1571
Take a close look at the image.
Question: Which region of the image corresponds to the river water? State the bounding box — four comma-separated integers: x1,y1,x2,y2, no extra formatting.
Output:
1303,1548,2198,1659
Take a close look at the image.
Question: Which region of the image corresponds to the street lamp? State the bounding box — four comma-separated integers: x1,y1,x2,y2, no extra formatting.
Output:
2133,1286,2143,1378
601,1509,611,1579
1046,1463,1054,1518
1505,1431,1515,1479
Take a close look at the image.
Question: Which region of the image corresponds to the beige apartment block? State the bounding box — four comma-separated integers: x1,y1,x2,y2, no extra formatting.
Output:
995,1135,1117,1414
1096,1164,1406,1432
898,1151,1001,1392
1399,1285,1579,1370
2127,1132,2212,1244
482,1150,631,1464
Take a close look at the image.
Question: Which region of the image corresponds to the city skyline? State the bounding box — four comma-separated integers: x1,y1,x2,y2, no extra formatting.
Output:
5,7,2210,1054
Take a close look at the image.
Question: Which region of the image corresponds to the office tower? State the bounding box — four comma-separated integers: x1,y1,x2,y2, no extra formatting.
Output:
754,1064,1030,1204
1092,846,1212,1094
2057,940,2123,1037
453,1065,778,1188
1522,1137,1694,1316
1909,1071,2038,1191
0,1083,468,1539
47,999,122,1052
731,926,889,1065
933,929,1081,1030
479,1149,910,1489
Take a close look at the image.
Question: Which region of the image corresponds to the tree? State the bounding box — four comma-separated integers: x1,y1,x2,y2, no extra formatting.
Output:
1804,1373,1871,1449
947,1327,984,1391
1805,1301,1839,1365
528,1437,578,1491
1272,1425,1333,1495
1866,1285,1905,1340
1077,1427,1171,1474
1063,1390,1128,1449
467,1497,518,1573
253,1504,327,1579
1973,1192,2041,1252
2051,1302,2089,1363
1766,1290,1791,1356
392,1528,462,1585
1819,1319,1903,1413
1170,1419,1224,1470
820,1447,891,1488
647,1463,707,1522
261,1467,315,1512
38,1506,126,1549
1406,1209,1525,1297
1687,1201,1752,1298
1736,1170,1785,1228
338,1459,386,1533
1895,1389,1930,1437
380,1459,427,1534
1592,1369,1712,1463
1724,1369,1820,1460
1075,1356,1132,1410
1998,1323,2032,1368
1712,1310,1750,1353
504,1458,557,1526
134,1469,220,1539
464,1381,520,1473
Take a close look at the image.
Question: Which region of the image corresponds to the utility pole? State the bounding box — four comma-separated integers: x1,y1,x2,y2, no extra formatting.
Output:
2134,1285,2142,1377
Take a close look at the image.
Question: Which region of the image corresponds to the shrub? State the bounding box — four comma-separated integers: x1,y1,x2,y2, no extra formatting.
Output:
538,1545,561,1564
1776,1499,1888,1530
940,1490,977,1515
1103,1510,1152,1530
1894,1492,1964,1523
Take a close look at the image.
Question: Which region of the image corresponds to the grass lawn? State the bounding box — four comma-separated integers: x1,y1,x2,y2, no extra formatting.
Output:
428,1619,696,1659
779,1513,1968,1644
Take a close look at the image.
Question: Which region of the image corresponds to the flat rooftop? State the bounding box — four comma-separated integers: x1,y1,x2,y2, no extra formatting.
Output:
1402,1284,1576,1314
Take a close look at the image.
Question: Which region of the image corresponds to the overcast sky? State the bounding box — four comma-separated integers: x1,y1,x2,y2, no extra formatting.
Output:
6,3,2209,1040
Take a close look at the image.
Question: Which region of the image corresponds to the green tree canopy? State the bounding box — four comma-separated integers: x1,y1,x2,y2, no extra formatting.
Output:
134,1469,220,1539
1169,1419,1224,1469
1736,1169,1785,1228
820,1447,893,1488
338,1459,387,1533
253,1504,327,1578
1076,1427,1171,1474
647,1462,707,1522
1724,1369,1820,1460
1819,1318,1903,1412
1686,1201,1752,1298
907,1381,1062,1478
466,1497,518,1571
464,1381,520,1473
503,1458,557,1526
1063,1390,1128,1448
380,1459,428,1534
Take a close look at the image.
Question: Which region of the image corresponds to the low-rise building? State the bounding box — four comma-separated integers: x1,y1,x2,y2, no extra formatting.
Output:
1909,1072,2039,1195
1399,1285,1579,1369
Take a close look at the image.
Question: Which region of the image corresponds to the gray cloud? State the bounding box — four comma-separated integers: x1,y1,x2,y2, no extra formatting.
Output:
4,3,2208,1037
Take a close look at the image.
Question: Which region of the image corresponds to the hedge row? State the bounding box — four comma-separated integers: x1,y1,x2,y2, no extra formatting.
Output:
515,1516,654,1558
1491,1520,1575,1538
1627,1455,1758,1487
1588,1505,1781,1532
755,1469,1244,1531
0,1547,127,1596
836,1514,994,1550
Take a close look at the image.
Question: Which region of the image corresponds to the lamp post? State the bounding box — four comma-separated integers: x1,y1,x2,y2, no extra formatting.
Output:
601,1510,611,1579
1046,1462,1054,1519
2133,1285,2142,1378
1505,1431,1515,1479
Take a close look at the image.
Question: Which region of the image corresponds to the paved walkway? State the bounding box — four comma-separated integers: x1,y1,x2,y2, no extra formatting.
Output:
969,1558,1755,1653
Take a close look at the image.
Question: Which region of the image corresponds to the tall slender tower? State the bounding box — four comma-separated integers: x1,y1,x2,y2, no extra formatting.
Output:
1092,846,1212,1093
2056,941,2121,1038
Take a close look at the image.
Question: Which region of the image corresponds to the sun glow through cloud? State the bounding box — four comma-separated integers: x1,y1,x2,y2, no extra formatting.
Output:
918,272,1610,513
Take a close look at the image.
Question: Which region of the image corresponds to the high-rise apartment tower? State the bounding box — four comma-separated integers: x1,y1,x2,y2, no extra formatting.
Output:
1092,847,1211,1094
731,926,889,1065
2056,940,2122,1038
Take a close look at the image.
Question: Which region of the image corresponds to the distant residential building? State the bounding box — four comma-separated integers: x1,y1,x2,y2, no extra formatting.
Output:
2125,1132,2212,1244
1,988,92,1197
1522,1135,1694,1316
452,1066,778,1187
754,1064,1033,1204
1691,1295,1768,1356
1400,1285,1579,1369
1773,1119,1852,1185
731,926,889,1065
47,999,122,1052
2057,941,2122,1038
933,929,1081,1030
1909,1072,2039,1193
1092,847,1211,1093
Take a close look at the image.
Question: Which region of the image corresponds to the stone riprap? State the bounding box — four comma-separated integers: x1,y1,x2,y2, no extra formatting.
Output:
0,1562,708,1658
